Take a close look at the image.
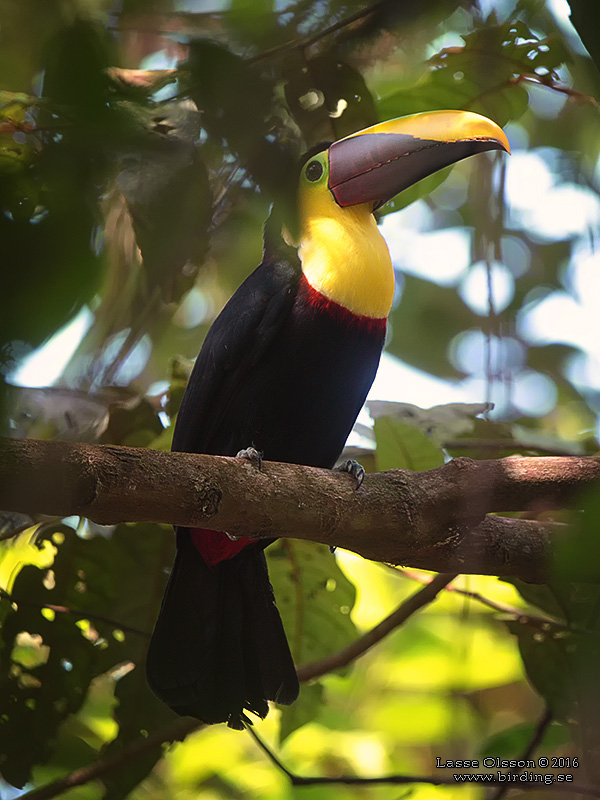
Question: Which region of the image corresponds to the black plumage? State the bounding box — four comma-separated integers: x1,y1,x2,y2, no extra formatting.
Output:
146,249,386,728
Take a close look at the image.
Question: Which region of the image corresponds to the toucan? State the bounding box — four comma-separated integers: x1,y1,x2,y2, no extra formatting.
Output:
146,110,510,729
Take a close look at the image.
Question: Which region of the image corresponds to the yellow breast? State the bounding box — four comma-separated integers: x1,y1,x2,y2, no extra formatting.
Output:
295,179,395,320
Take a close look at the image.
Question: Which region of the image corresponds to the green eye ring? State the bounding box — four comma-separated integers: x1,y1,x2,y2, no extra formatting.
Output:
305,160,324,182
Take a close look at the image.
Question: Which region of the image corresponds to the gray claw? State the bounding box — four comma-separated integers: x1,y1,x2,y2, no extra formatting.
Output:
335,459,365,489
236,446,263,470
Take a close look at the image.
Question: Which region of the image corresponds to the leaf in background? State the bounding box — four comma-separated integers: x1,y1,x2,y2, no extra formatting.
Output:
100,669,178,800
42,19,114,128
185,39,299,210
0,526,97,788
99,396,163,448
0,93,35,175
0,522,173,789
186,40,272,146
279,682,324,744
92,523,178,800
284,54,378,144
30,673,116,798
0,20,120,355
445,416,520,459
266,541,357,741
504,615,600,759
510,423,588,456
368,400,492,446
2,386,137,441
373,418,444,472
553,492,600,584
505,494,600,751
480,719,569,761
567,0,600,75
117,102,212,303
506,494,600,626
229,0,277,49
0,161,104,351
378,18,558,130
504,618,576,722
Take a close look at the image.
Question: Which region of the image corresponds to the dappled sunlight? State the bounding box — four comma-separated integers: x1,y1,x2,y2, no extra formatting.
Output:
2,1,599,796
459,260,515,315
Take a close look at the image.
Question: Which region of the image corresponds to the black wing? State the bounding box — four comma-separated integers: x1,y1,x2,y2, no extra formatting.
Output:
172,254,301,456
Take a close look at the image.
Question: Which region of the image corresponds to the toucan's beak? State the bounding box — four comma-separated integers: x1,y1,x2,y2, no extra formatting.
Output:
328,110,510,209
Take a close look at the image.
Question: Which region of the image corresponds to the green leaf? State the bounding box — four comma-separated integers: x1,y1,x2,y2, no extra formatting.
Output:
0,522,173,788
506,578,600,629
373,418,444,472
266,541,357,741
267,541,357,668
378,17,558,131
369,400,492,446
101,670,177,800
279,682,324,744
504,618,576,720
480,720,569,761
553,491,600,583
42,20,113,124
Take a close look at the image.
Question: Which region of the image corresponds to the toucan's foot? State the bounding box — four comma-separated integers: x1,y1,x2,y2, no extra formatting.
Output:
330,460,365,553
236,446,263,470
335,459,365,489
229,448,263,541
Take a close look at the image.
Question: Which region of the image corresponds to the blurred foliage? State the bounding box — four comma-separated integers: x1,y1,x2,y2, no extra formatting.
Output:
1,0,600,798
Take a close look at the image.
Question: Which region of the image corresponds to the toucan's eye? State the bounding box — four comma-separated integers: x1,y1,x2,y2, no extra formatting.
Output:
305,160,324,182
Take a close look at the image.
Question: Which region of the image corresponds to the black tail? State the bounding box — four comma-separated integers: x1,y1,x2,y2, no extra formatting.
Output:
146,533,299,728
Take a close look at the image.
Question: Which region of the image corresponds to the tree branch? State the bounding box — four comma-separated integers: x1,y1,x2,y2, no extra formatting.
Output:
17,717,202,800
297,572,457,680
1,438,599,581
396,570,582,632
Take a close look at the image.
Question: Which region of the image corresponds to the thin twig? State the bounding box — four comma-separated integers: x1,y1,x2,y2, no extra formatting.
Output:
247,726,600,794
393,569,586,633
297,572,457,681
249,0,392,63
245,726,465,786
488,708,554,800
18,717,202,800
0,589,150,638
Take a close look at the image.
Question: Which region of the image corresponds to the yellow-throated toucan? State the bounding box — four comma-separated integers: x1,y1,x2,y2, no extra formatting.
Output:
146,110,510,728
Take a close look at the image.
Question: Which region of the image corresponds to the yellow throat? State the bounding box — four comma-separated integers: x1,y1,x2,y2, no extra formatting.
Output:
294,154,395,320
